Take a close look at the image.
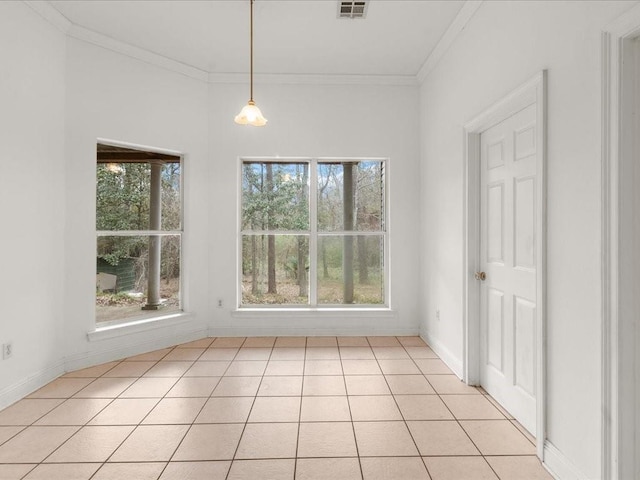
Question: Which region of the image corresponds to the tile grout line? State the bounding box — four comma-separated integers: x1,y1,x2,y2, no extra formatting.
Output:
0,337,545,479
407,341,508,480
14,348,176,480
86,341,197,480
341,337,365,480
153,337,216,480
88,338,213,478
292,338,309,480
226,336,273,480
38,353,173,479
374,337,433,479
476,383,537,448
407,340,490,476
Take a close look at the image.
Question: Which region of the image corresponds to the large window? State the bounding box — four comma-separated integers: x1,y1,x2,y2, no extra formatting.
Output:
240,158,387,307
96,143,182,326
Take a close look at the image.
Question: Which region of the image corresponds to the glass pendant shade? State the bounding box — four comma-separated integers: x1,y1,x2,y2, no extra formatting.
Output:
235,100,268,126
235,0,267,126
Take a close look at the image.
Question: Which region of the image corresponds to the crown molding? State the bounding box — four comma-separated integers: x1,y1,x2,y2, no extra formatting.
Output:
24,0,420,87
24,0,72,33
68,24,210,82
209,72,418,86
417,0,483,84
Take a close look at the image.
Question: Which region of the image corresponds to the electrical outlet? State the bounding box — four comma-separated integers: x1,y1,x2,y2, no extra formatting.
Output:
436,309,440,321
2,343,13,360
216,298,224,308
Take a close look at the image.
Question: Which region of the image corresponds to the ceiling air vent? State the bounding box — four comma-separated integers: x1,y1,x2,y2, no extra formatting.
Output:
338,1,368,19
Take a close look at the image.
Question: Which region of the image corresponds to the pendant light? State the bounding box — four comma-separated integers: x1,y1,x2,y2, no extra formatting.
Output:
234,0,268,126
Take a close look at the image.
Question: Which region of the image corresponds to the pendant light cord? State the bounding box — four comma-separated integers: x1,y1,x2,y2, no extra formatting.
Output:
250,0,254,102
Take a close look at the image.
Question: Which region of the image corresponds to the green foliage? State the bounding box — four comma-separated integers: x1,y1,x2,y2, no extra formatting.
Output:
317,161,384,232
97,236,143,267
96,162,181,267
97,163,150,231
242,162,309,231
240,160,385,305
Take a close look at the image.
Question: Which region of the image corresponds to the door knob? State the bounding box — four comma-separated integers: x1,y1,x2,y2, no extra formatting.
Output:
475,271,487,281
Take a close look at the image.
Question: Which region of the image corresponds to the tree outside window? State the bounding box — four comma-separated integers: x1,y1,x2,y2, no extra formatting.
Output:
240,158,387,307
95,143,182,326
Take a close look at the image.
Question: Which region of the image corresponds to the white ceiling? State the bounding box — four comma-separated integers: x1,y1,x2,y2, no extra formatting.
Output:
49,0,466,76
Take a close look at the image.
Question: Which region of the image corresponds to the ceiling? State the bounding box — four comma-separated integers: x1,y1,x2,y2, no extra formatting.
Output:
49,0,466,76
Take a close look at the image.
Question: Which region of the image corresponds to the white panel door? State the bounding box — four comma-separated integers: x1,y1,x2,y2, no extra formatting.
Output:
480,103,537,435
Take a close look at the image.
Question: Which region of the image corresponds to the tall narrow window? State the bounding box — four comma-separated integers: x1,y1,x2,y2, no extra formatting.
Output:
240,158,387,307
96,143,182,326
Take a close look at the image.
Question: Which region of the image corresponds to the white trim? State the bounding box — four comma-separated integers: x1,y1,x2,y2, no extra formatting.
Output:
23,1,72,33
421,332,464,378
240,231,385,237
416,0,483,84
97,230,183,237
96,138,184,157
463,75,540,133
24,2,422,87
238,157,390,309
462,126,481,385
236,157,243,311
310,159,319,306
232,308,396,319
0,327,209,411
23,2,418,87
601,28,617,480
95,138,186,329
68,24,209,82
209,72,418,86
543,441,587,480
0,360,65,411
462,71,547,459
69,326,208,372
211,325,414,338
601,5,640,479
88,312,194,342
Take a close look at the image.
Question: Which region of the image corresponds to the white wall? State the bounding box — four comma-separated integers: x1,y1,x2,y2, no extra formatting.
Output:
209,81,421,336
418,1,636,478
61,39,421,365
63,39,211,366
0,4,422,405
0,3,67,407
635,44,640,475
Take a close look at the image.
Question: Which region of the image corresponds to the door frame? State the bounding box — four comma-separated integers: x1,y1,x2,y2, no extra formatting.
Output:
462,71,547,458
602,5,640,479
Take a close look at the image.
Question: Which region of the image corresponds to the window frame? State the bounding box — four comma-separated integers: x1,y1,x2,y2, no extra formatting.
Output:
237,156,390,309
95,139,185,328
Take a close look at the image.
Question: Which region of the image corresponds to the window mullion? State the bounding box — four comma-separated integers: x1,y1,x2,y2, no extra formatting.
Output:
309,158,318,307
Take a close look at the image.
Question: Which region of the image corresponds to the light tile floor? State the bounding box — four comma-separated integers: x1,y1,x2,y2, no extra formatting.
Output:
0,336,554,480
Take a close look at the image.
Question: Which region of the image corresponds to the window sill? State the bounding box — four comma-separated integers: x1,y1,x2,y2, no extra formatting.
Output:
231,308,396,319
87,312,193,342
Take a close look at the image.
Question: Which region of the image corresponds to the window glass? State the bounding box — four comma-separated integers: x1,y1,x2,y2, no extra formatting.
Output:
242,235,309,305
96,144,182,326
317,160,384,232
96,235,181,324
240,158,387,307
317,235,384,305
242,162,309,231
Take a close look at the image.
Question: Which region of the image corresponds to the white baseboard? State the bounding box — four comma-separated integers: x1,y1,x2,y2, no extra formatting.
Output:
210,326,420,337
543,440,589,480
65,326,209,372
0,360,65,411
0,326,209,411
1,326,425,412
420,331,464,378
